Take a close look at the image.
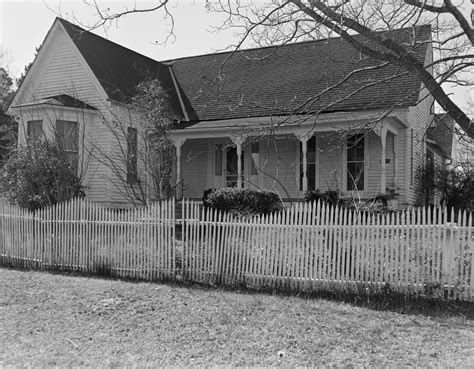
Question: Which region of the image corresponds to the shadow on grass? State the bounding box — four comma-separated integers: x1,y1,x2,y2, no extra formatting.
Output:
3,265,473,320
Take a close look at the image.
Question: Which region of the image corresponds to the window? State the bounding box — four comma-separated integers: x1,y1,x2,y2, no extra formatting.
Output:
347,134,365,191
299,136,316,191
56,120,79,171
251,142,259,175
215,144,223,176
27,120,43,141
127,127,138,184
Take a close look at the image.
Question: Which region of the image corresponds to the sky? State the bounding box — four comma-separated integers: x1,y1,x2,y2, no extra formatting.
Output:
0,0,235,79
0,0,472,113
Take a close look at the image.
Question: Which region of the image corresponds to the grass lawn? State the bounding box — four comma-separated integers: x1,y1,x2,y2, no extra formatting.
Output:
1,268,473,367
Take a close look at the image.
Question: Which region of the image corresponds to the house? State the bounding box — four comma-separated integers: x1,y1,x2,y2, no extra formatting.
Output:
7,17,456,208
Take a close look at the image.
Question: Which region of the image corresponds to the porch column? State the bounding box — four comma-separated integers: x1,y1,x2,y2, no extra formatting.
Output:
380,127,387,194
302,139,308,192
230,135,246,189
237,142,243,188
295,133,309,192
393,133,398,191
171,138,186,187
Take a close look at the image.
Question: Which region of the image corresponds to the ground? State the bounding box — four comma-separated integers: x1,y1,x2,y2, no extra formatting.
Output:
1,268,473,367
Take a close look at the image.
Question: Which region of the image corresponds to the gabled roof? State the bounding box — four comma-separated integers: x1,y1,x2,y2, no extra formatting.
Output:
169,25,431,122
57,18,188,119
13,94,97,110
55,18,430,124
427,113,455,158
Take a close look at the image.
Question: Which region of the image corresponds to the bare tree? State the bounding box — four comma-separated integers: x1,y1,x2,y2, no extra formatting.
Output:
0,50,17,162
81,0,473,137
90,79,175,206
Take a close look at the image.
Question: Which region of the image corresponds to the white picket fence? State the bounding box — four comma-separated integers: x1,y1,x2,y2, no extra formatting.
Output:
0,199,473,301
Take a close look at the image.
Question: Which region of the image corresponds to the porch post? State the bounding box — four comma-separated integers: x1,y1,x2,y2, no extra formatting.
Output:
171,138,186,188
237,142,243,188
380,127,387,194
301,138,308,192
295,133,309,192
230,135,246,189
393,133,398,191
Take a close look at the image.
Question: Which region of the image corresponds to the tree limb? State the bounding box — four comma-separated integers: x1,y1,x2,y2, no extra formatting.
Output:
293,0,473,137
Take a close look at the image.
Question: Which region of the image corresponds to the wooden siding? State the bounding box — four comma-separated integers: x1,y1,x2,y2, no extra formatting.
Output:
181,139,209,198
317,133,344,193
13,24,112,205
405,45,435,206
407,90,434,205
260,136,299,198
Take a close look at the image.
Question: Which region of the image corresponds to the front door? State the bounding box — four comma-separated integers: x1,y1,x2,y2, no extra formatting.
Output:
225,146,244,187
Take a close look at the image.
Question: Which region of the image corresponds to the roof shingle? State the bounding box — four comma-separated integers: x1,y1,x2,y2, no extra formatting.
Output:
169,25,431,121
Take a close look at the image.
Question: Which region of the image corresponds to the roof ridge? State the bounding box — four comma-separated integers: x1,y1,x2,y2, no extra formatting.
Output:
163,24,431,63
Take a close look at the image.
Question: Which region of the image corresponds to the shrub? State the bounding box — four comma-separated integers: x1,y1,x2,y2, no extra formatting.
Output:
203,187,283,215
305,189,392,215
304,189,341,207
416,163,474,211
202,188,216,206
0,139,85,210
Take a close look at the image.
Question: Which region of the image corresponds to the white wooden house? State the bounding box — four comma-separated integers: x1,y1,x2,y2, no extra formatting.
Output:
8,18,456,208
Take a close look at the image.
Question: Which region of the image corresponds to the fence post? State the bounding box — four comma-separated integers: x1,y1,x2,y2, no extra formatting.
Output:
442,222,457,294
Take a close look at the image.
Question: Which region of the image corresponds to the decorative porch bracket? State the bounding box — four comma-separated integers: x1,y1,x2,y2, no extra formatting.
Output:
230,134,247,189
171,138,186,189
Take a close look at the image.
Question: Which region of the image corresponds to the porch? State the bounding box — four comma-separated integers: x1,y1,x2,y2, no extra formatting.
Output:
170,112,407,203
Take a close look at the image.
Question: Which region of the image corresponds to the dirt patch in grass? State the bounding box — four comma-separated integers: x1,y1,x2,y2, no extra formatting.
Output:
1,268,473,367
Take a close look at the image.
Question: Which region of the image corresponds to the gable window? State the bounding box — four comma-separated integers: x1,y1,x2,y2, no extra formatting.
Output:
347,134,365,191
299,136,316,191
27,120,43,141
56,120,78,171
127,127,138,184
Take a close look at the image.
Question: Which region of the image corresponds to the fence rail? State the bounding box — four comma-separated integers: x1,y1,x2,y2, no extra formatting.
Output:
1,199,473,301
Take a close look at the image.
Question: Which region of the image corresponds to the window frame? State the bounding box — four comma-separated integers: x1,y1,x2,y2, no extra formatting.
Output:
27,120,43,141
346,134,366,192
127,127,138,184
56,120,79,171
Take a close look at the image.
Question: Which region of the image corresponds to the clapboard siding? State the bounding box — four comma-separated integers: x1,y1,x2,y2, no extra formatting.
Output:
260,136,298,198
13,23,112,205
405,45,434,206
396,127,408,206
407,89,434,205
181,139,209,199
32,27,105,110
317,133,344,192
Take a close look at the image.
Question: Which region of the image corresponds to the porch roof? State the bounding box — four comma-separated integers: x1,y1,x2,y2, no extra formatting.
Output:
11,94,97,110
170,110,405,141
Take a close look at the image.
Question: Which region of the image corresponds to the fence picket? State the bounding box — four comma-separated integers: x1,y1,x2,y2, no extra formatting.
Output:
0,199,472,301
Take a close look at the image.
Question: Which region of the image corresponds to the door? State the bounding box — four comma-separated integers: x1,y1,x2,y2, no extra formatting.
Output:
225,146,244,187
